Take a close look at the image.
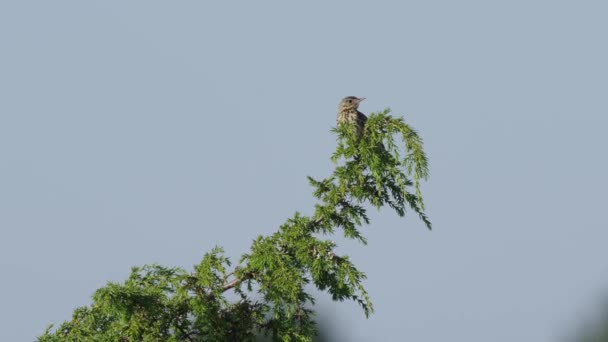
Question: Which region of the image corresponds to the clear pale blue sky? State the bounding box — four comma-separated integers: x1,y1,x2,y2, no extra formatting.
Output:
1,1,607,341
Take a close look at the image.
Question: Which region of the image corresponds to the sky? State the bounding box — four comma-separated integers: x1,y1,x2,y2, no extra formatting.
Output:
1,1,607,341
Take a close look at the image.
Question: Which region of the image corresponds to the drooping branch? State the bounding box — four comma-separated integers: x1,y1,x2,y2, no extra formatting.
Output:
220,111,431,307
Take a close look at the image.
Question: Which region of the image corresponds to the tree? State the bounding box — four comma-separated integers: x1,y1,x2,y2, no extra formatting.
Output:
39,109,431,341
566,297,608,342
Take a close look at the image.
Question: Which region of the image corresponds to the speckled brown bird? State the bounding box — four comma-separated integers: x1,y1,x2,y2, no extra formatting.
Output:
337,96,367,138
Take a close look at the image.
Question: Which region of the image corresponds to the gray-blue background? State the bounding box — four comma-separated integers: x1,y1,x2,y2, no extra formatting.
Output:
1,1,607,341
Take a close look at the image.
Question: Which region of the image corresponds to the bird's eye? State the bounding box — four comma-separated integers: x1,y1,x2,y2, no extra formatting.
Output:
347,99,352,103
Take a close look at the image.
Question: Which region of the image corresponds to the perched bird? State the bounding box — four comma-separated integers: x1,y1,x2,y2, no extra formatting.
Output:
337,96,386,155
337,96,367,138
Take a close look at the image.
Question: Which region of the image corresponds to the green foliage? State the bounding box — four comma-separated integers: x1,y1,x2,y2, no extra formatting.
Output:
39,109,431,341
567,297,608,342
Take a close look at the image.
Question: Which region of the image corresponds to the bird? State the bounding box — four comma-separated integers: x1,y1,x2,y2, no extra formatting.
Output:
337,96,367,138
337,96,387,155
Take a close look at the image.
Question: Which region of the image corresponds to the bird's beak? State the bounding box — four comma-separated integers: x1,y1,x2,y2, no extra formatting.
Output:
357,97,366,103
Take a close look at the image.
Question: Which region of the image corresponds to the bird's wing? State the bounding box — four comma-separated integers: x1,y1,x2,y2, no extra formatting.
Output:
357,111,368,125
